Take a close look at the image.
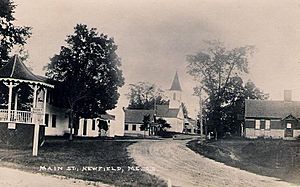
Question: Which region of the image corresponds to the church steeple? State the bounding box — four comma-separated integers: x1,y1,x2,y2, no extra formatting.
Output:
168,71,182,108
170,71,182,91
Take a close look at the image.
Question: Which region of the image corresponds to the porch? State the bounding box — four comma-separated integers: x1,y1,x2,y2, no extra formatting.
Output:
0,109,43,124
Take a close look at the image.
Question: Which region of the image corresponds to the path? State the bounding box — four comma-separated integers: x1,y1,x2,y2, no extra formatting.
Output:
0,166,112,187
128,139,296,187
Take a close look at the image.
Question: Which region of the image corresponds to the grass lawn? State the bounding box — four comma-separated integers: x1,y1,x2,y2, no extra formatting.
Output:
187,138,300,185
0,138,166,187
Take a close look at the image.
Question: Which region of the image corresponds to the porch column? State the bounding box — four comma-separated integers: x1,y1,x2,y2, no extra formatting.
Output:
7,82,13,121
32,84,38,109
14,92,18,120
31,84,39,157
42,88,47,125
4,81,18,121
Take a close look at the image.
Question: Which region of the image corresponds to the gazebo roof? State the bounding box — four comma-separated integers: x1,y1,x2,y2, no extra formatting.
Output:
0,55,53,88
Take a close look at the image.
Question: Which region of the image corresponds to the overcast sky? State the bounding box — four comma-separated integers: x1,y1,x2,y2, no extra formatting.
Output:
13,0,300,116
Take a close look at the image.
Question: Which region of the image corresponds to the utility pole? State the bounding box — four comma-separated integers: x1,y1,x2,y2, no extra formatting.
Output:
199,88,204,138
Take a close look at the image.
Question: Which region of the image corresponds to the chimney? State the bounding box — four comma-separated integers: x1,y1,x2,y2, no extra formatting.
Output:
284,90,292,102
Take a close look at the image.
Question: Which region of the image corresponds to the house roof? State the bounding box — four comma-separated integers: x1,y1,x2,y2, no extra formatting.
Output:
156,104,180,118
245,99,300,119
100,114,115,121
0,55,53,88
124,104,181,123
124,109,155,124
170,71,182,91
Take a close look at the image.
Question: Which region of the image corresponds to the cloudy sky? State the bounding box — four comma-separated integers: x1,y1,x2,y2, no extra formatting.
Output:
13,0,300,116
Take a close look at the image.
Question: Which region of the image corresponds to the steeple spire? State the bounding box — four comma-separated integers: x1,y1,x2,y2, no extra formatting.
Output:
170,71,182,91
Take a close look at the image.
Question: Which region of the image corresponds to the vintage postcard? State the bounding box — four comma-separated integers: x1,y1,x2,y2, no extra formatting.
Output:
0,0,299,186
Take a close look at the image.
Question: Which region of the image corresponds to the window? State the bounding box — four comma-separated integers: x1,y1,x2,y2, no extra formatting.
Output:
124,124,129,131
52,115,57,128
255,120,260,129
287,123,292,129
173,93,176,100
92,120,96,130
132,124,136,131
265,120,270,130
45,114,49,127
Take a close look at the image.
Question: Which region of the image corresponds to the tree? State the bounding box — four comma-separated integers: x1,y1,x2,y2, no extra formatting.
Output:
140,114,151,136
127,82,169,109
98,120,109,131
45,24,124,140
221,77,268,135
0,0,31,67
156,118,171,131
187,40,255,137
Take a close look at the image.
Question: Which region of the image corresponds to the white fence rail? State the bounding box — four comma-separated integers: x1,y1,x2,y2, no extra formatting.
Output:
0,109,43,124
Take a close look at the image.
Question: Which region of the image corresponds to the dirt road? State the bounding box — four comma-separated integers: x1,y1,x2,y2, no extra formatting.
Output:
128,139,296,187
0,167,112,187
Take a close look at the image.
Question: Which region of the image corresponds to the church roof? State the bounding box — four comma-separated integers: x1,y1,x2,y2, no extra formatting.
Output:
170,72,182,91
0,55,53,88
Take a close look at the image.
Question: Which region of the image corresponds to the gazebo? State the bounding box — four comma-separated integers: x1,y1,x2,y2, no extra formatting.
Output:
0,55,54,156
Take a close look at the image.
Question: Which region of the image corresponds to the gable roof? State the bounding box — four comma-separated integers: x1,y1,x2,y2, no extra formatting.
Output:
124,104,181,123
245,99,300,119
0,55,53,88
156,104,180,118
170,72,182,91
124,109,155,124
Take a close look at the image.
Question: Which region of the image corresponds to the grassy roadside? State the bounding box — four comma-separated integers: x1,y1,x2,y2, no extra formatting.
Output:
0,139,166,187
187,138,300,185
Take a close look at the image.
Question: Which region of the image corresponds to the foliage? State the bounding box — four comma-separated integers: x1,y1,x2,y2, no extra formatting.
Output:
45,24,124,139
127,82,169,109
140,114,151,131
0,0,31,67
221,77,268,135
98,120,109,131
187,40,267,137
156,118,171,131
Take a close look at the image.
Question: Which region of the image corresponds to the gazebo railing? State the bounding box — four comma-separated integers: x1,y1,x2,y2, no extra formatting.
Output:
0,109,34,124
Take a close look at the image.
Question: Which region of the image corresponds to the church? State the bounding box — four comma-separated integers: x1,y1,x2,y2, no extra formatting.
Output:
123,72,186,136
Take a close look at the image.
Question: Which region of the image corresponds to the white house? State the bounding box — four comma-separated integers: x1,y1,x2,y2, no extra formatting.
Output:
0,54,121,148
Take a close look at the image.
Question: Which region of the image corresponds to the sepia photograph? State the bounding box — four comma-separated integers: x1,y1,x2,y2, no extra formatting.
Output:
0,0,300,186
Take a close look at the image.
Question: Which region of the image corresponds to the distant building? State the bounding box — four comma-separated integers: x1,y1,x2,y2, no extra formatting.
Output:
78,113,115,137
123,72,197,136
244,90,300,140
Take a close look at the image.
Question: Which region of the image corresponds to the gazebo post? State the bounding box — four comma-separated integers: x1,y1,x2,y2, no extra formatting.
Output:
32,84,38,109
32,84,39,156
7,82,13,121
42,88,47,125
14,92,18,120
4,81,18,121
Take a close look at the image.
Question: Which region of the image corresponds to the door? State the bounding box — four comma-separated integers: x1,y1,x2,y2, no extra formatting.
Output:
284,122,293,137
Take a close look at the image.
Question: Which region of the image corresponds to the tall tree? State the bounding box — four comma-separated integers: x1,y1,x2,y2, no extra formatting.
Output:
221,77,268,135
187,40,255,137
45,24,124,140
126,82,169,109
0,0,31,67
